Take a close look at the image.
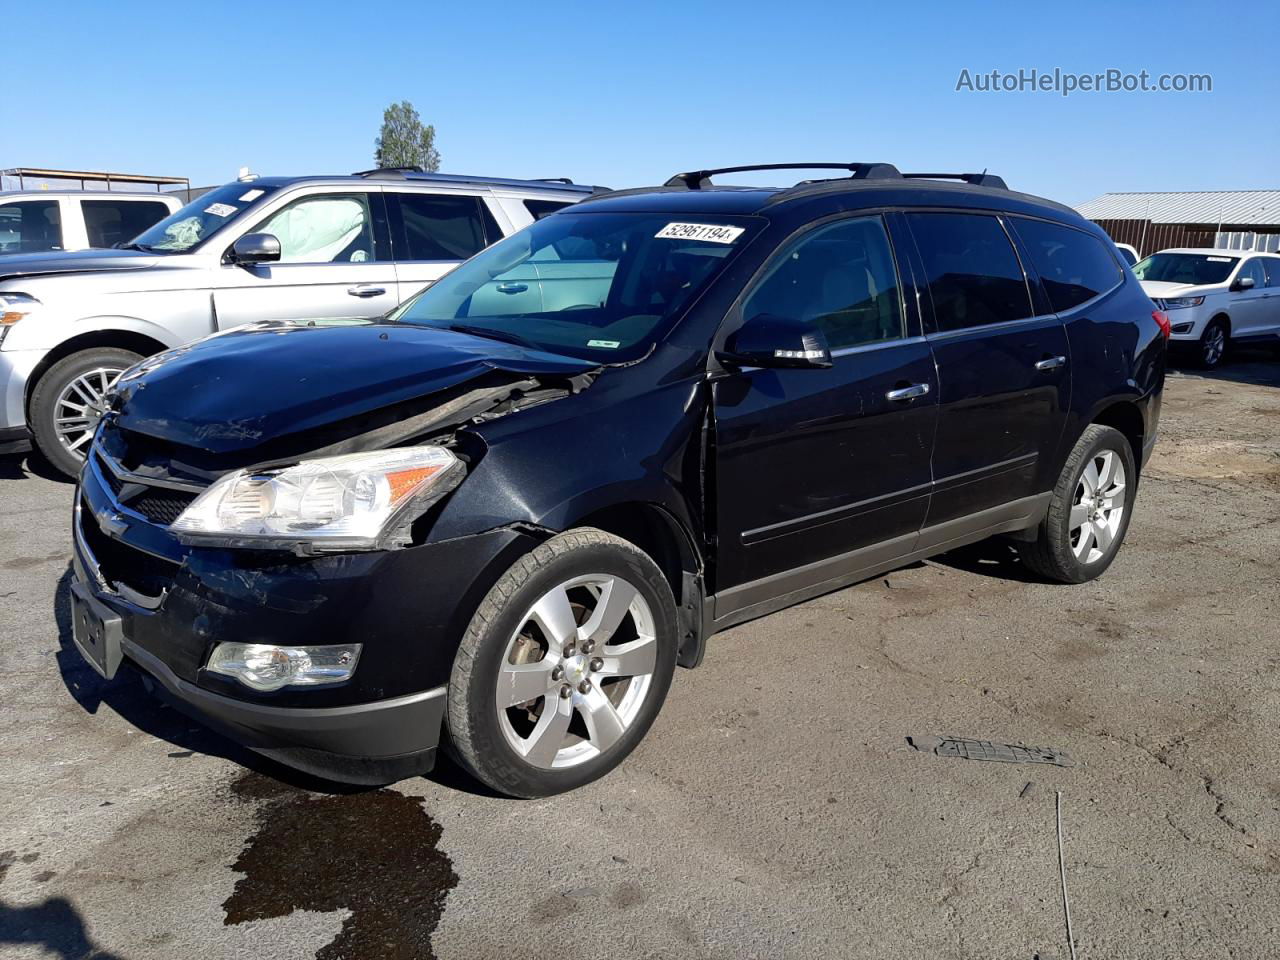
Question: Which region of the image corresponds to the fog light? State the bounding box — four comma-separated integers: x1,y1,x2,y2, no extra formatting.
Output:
1171,321,1194,334
206,642,361,692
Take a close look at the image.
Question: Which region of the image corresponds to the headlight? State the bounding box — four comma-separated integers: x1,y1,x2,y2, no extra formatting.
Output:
1162,296,1204,309
172,446,462,553
0,292,41,345
207,642,361,691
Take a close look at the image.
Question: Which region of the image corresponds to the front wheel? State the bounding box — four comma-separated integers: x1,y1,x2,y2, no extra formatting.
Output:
1019,424,1137,584
29,347,141,478
446,529,678,797
1196,317,1228,369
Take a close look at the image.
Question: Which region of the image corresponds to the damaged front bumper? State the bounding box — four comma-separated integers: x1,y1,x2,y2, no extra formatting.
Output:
71,455,542,785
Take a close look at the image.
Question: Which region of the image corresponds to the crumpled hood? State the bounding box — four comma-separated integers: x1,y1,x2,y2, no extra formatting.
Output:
0,248,161,281
112,321,596,453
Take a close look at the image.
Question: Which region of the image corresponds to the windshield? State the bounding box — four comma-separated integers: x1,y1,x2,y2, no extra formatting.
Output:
1133,252,1238,286
391,211,760,362
130,182,278,253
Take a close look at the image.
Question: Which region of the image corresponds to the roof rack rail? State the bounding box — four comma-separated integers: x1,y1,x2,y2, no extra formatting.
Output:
665,162,902,189
902,172,1008,190
353,166,425,179
533,177,575,184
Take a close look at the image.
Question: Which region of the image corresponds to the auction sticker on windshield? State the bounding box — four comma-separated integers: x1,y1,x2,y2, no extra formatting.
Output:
655,222,745,244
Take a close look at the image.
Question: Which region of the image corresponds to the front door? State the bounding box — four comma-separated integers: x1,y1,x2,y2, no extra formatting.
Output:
1229,258,1271,337
213,190,398,328
903,211,1070,528
713,215,938,608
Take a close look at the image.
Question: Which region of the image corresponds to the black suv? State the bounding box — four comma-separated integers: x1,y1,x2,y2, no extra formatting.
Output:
70,162,1167,797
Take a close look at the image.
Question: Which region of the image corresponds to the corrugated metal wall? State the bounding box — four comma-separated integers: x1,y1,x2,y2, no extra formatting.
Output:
1091,219,1280,257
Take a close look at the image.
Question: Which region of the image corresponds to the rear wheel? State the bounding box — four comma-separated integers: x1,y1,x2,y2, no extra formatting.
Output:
1019,424,1137,584
29,347,141,478
446,528,678,797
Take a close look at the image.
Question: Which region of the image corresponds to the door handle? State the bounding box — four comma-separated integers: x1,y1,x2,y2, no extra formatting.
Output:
496,282,529,294
1034,355,1067,371
347,284,386,298
886,383,931,401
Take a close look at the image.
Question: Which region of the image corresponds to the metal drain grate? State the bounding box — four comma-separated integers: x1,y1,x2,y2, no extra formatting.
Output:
907,736,1074,767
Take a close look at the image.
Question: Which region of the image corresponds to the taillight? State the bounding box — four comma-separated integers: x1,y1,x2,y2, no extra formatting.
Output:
1152,310,1171,339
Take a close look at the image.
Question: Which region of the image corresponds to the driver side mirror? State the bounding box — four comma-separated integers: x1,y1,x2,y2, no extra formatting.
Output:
230,232,281,266
718,314,833,370
1230,275,1256,292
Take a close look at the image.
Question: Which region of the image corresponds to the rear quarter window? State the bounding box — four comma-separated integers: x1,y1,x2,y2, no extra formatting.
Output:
524,199,573,221
1013,218,1124,312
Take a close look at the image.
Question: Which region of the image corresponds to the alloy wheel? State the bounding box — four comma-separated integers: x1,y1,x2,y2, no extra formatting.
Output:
53,366,124,459
496,574,657,769
1069,450,1126,564
1202,324,1225,367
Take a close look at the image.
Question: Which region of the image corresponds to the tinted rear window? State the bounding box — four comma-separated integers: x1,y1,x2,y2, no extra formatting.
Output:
906,212,1034,332
395,194,488,260
1014,218,1124,312
82,199,172,248
0,200,62,254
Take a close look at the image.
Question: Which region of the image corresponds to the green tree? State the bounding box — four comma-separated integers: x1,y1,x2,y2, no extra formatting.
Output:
373,100,441,171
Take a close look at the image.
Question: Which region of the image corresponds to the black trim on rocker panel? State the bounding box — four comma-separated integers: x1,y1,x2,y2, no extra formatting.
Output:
740,481,932,546
712,493,1050,633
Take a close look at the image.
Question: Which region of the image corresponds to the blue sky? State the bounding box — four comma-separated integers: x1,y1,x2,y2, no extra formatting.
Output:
4,0,1271,206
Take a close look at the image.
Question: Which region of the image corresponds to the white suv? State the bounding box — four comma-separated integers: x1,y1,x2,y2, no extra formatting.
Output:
1134,247,1280,368
0,170,597,475
0,191,180,256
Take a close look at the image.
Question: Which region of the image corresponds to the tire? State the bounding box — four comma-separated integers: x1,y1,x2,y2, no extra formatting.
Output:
29,347,141,478
1019,424,1137,584
446,528,678,798
1196,317,1228,369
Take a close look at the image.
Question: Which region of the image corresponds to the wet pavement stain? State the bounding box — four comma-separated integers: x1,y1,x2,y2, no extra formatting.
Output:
223,772,458,960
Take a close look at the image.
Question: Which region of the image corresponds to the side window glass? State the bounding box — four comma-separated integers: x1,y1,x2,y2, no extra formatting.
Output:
907,212,1034,332
524,199,573,221
742,216,905,350
1238,259,1267,289
1013,218,1124,312
82,199,171,248
1264,258,1280,288
0,200,62,254
254,194,377,263
396,194,487,260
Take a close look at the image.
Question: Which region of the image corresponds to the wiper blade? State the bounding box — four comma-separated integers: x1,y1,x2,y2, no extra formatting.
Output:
447,323,540,349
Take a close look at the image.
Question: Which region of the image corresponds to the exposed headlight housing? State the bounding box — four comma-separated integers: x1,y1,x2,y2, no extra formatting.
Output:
0,292,40,346
207,642,361,691
1162,296,1205,309
172,446,462,553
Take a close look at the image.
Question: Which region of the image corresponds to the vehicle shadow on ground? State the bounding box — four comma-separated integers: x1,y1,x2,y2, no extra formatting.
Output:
1168,345,1280,389
931,540,1046,583
0,450,70,484
51,565,502,799
0,895,128,960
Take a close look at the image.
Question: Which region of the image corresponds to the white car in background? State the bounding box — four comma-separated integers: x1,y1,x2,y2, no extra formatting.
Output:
1114,242,1139,267
1133,248,1280,368
0,191,180,255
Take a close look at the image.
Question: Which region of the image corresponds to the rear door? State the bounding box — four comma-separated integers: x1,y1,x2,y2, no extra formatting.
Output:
1262,258,1280,336
212,188,397,327
388,191,505,303
713,214,938,605
904,211,1070,530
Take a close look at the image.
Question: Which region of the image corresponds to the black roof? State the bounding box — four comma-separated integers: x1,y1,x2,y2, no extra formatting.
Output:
575,176,1081,225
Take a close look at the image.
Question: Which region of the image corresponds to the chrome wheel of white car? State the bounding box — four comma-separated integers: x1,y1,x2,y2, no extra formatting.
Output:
29,346,143,478
447,528,677,797
53,366,125,458
496,574,658,769
1069,450,1126,564
1199,319,1227,369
